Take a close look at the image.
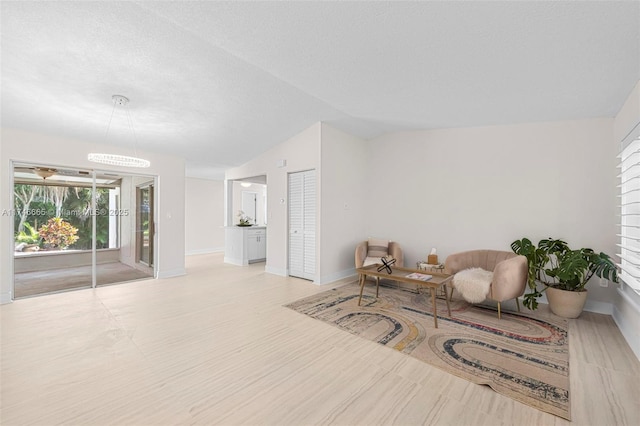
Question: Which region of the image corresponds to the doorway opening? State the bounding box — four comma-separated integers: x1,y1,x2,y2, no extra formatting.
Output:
227,176,267,227
224,175,268,267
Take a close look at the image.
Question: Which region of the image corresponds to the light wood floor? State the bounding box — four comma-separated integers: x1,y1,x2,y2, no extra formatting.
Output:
1,253,638,426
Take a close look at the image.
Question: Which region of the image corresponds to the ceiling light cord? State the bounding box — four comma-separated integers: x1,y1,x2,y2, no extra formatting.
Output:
125,103,140,158
103,98,118,142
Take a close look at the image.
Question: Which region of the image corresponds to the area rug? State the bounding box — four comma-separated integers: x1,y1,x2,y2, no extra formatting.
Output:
285,281,570,420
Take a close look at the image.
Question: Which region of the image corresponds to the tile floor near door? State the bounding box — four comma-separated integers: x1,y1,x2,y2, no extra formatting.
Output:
1,253,639,425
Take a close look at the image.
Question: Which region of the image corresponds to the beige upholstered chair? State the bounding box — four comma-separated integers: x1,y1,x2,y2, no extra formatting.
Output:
355,239,404,269
444,250,527,319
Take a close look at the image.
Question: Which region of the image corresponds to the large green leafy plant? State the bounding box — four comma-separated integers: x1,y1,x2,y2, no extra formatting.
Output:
511,237,618,310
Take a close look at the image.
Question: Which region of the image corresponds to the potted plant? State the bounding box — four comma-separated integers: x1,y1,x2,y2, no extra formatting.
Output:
511,237,618,318
236,210,253,227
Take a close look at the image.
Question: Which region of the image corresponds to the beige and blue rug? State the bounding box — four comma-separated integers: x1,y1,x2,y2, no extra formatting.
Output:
285,281,570,420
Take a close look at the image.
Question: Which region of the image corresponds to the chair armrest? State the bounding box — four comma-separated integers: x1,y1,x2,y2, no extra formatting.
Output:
355,241,367,268
389,242,404,267
490,255,528,302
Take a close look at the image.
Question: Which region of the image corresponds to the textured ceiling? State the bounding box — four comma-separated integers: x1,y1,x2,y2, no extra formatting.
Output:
2,1,639,179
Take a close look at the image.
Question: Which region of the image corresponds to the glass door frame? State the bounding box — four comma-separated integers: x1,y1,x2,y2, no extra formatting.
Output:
136,182,154,268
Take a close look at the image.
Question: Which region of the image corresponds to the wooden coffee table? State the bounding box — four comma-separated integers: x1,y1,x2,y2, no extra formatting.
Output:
356,264,453,328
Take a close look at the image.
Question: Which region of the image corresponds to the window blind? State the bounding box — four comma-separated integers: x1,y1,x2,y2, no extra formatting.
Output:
618,129,640,294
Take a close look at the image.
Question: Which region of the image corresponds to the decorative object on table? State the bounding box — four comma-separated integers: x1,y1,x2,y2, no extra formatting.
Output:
427,247,438,265
377,256,396,274
511,237,618,318
405,272,432,281
354,238,404,268
285,281,570,420
417,261,444,272
236,210,253,226
445,249,527,319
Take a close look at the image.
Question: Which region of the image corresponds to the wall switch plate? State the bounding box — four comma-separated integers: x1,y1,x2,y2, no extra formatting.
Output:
599,277,608,287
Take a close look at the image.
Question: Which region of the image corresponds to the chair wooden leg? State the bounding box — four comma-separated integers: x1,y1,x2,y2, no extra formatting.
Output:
516,297,521,312
497,301,502,320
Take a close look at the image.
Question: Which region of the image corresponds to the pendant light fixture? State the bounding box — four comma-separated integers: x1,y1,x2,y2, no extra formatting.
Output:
88,95,150,168
33,167,57,179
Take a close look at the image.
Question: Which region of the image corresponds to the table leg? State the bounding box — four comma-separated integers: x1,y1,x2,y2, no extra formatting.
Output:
375,276,380,298
431,287,438,328
444,284,452,317
358,274,366,306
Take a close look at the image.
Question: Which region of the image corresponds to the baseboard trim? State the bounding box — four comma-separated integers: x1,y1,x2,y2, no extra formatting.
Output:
224,257,247,266
186,247,224,256
612,288,640,361
584,299,614,315
157,268,186,279
317,268,357,285
265,265,287,276
1,292,12,304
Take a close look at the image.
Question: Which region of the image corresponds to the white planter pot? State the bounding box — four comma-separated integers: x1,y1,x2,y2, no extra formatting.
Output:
546,287,588,318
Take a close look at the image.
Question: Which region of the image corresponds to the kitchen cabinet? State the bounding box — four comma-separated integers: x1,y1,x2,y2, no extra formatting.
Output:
224,226,266,266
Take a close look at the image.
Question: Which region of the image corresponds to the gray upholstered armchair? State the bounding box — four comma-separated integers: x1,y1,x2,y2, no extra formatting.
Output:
355,240,404,269
444,250,527,319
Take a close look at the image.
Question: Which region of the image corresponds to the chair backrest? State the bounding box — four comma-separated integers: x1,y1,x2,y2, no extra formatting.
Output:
355,240,404,268
445,250,518,274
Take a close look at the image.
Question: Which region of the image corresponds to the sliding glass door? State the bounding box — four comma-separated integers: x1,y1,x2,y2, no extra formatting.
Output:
12,162,156,299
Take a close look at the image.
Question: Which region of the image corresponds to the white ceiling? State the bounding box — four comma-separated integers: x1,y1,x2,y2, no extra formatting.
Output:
2,1,639,180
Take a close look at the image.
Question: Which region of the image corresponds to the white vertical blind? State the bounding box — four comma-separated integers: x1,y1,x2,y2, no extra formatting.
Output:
618,133,640,294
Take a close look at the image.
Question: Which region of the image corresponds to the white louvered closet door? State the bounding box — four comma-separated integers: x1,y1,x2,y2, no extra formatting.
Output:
288,170,316,280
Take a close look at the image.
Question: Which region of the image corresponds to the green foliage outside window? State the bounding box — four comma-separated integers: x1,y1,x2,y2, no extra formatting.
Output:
13,185,112,250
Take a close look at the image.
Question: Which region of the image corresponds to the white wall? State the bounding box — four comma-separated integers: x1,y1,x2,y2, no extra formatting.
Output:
0,128,186,303
366,118,618,305
614,80,640,144
319,123,367,283
225,123,321,277
185,177,225,255
612,80,640,360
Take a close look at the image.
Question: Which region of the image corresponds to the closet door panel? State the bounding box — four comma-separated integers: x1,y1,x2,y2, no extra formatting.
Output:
288,170,315,280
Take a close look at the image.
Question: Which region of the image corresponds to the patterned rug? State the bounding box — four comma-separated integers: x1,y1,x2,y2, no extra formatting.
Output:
285,281,570,420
